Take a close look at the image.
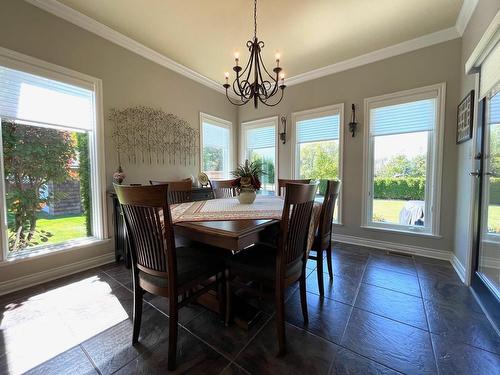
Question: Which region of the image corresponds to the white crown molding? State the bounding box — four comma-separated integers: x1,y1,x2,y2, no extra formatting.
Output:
456,0,479,36
285,27,459,86
24,0,231,97
26,0,464,94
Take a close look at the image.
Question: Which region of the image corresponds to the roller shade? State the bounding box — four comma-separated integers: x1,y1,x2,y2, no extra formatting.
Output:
480,41,500,99
491,92,500,124
202,122,229,148
371,98,436,136
0,65,94,131
246,125,275,149
296,114,339,143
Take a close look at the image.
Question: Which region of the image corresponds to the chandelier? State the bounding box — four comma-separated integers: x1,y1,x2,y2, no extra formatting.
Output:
223,0,286,108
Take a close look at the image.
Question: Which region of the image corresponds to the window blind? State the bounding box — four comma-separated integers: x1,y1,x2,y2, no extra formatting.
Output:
491,92,500,124
203,122,229,148
296,114,339,143
371,98,436,136
480,41,500,99
246,125,275,149
0,65,94,131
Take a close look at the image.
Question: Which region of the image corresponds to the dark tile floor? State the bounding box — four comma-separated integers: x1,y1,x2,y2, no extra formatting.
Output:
1,243,499,374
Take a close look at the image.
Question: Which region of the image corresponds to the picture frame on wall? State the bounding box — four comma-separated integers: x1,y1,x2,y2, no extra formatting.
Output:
456,90,474,144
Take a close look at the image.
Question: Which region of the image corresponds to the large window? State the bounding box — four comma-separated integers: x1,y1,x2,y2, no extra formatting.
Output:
0,48,106,260
363,84,445,235
200,113,232,179
241,117,278,195
292,104,343,222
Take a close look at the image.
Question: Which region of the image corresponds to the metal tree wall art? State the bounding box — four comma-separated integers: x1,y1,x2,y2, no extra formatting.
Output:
109,106,199,166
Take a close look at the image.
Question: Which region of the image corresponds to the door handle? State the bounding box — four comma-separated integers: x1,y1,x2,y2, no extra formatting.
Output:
470,171,480,177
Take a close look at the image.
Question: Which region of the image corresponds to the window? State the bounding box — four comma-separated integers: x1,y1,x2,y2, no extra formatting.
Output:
363,83,445,235
292,104,343,222
200,113,232,180
241,117,278,195
0,48,106,260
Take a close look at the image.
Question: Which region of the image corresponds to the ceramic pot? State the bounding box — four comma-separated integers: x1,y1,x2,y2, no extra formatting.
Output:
237,188,256,204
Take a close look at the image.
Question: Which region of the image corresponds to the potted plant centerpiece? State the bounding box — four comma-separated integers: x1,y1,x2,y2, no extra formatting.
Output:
231,160,264,204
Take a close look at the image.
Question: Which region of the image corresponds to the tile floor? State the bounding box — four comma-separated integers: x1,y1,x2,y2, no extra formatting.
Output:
0,243,499,374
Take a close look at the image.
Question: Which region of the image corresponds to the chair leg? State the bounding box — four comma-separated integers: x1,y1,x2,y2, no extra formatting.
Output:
316,251,324,296
299,273,309,324
326,243,333,279
168,297,179,371
275,284,286,357
225,270,232,326
132,283,143,344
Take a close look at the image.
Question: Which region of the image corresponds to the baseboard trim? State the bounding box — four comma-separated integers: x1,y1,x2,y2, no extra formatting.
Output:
451,255,467,283
0,252,115,296
333,234,452,260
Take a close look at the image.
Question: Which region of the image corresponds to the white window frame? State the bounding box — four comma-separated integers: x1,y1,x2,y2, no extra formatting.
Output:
362,83,446,237
199,112,233,179
291,103,344,224
240,116,279,191
0,47,108,263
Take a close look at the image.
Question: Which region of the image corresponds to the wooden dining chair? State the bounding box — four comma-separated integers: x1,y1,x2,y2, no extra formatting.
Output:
225,182,317,356
149,179,192,204
308,180,341,296
210,179,236,199
114,184,225,370
277,178,311,196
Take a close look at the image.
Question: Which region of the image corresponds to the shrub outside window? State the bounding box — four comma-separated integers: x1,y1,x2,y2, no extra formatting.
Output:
0,49,106,260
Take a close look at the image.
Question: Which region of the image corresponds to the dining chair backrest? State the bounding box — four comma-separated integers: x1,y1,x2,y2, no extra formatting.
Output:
316,180,341,251
149,180,192,204
210,179,236,198
114,184,176,282
277,179,311,196
277,183,317,275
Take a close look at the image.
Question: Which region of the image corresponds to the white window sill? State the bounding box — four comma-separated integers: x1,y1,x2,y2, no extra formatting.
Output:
360,225,442,239
0,237,111,266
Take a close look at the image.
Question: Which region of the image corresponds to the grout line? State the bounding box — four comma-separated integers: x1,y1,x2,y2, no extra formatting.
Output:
338,255,368,345
231,313,274,362
415,256,441,375
79,344,103,375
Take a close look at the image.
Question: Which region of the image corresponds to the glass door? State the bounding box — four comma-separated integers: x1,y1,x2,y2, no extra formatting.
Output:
472,91,500,329
477,91,500,297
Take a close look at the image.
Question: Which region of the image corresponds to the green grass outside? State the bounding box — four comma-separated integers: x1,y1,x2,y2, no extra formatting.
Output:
7,212,87,252
373,199,500,233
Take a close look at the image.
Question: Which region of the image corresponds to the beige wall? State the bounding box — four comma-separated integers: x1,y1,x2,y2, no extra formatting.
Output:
0,0,487,288
454,0,500,275
0,0,237,285
239,39,462,254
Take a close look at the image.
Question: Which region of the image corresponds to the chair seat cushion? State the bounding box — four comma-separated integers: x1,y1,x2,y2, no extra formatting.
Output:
227,243,303,281
138,246,225,288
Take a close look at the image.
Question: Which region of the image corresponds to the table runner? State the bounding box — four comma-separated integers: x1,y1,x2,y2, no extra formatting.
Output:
171,196,285,223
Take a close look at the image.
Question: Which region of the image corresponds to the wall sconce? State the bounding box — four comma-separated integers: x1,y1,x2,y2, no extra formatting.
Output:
349,104,358,137
279,114,287,144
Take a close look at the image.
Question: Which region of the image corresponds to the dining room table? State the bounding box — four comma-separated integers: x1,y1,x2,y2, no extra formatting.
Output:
171,194,322,328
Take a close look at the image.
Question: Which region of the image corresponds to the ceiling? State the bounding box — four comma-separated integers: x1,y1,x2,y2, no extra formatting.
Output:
57,0,464,84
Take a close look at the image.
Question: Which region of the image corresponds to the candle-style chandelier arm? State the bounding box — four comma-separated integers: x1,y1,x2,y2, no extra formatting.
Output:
258,85,285,107
225,90,251,106
233,42,255,98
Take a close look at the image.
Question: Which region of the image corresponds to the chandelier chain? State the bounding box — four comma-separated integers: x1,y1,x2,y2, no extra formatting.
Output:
254,0,257,39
